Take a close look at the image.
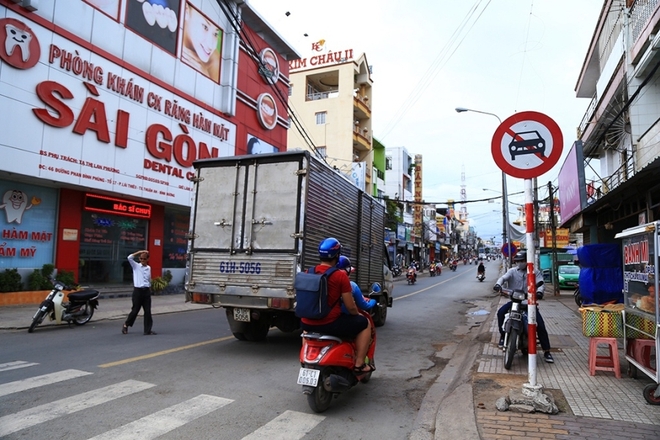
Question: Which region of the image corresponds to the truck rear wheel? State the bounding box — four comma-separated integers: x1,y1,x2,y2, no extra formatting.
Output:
225,309,270,342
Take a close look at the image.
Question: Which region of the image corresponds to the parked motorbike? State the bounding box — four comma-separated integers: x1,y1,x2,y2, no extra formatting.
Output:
573,286,583,307
391,265,402,278
495,286,529,369
477,272,485,282
28,280,100,333
298,295,378,413
406,268,417,284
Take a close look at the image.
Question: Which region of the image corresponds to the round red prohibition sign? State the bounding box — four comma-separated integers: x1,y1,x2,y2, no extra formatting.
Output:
491,111,563,179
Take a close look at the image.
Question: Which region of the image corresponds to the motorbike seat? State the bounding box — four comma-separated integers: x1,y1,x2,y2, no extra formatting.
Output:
67,289,100,301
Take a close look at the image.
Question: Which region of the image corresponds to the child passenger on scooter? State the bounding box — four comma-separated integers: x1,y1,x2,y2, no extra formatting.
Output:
337,256,376,313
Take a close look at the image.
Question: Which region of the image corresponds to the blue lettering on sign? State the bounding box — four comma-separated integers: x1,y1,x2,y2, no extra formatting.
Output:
219,261,261,274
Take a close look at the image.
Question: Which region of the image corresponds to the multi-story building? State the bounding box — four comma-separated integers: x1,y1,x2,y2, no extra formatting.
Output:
0,0,297,286
561,0,660,241
287,47,384,195
384,146,415,262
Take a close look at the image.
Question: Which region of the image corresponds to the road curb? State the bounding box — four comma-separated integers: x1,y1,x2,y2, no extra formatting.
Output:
408,292,499,440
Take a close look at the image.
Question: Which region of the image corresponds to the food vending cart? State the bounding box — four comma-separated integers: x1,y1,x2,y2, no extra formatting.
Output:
616,222,660,404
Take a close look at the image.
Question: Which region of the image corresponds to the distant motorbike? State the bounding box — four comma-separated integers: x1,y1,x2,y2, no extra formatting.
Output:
429,265,436,277
28,280,100,333
406,268,417,284
477,272,485,282
450,262,457,272
298,292,378,413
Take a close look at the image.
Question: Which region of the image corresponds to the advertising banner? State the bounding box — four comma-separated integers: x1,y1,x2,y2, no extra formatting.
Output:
0,13,236,207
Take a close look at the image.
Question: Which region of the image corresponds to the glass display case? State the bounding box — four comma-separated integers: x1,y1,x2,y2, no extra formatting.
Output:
616,222,660,405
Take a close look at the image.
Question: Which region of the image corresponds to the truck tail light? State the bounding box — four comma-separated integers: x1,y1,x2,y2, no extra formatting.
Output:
192,293,209,303
269,298,291,310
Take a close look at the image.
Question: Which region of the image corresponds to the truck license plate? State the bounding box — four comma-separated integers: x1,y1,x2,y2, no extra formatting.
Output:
297,368,320,387
233,308,250,322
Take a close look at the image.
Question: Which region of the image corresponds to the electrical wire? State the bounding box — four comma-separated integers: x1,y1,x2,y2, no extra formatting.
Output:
217,0,327,162
379,0,492,141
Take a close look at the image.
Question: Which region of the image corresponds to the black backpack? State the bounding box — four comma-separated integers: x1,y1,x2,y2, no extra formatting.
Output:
294,266,339,319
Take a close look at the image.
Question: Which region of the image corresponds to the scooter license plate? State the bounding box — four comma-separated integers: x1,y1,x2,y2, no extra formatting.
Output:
233,308,250,322
297,368,320,386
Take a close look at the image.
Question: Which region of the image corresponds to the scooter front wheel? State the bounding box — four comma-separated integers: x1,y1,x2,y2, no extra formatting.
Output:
307,379,333,413
504,328,519,370
28,309,46,333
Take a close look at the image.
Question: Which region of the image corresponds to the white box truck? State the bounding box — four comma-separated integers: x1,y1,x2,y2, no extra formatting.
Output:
185,151,394,341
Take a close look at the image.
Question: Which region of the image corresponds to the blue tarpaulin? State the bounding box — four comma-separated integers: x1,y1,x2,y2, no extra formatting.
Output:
577,244,623,304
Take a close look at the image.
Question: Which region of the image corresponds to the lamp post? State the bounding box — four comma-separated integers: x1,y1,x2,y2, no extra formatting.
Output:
455,107,513,269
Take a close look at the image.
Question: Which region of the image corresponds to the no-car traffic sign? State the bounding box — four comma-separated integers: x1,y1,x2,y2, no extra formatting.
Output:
491,111,563,179
501,243,517,257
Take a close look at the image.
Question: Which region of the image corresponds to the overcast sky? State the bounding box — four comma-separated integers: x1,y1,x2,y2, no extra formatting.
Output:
248,0,604,242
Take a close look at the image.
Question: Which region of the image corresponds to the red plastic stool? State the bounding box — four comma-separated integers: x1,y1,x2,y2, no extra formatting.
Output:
634,339,656,371
589,337,621,378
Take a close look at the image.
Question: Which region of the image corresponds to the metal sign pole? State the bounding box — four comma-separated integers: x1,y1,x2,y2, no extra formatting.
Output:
524,178,540,390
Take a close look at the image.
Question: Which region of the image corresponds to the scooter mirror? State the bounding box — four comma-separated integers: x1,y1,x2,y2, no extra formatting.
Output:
370,282,382,294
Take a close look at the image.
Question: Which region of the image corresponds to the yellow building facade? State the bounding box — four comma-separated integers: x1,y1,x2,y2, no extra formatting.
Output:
287,48,374,193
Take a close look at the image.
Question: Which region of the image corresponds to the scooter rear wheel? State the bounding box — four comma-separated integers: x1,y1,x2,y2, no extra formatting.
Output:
307,380,333,413
28,309,46,333
72,303,94,326
504,328,519,370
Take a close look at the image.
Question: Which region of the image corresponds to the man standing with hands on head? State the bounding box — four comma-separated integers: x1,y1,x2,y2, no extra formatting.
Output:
122,250,156,335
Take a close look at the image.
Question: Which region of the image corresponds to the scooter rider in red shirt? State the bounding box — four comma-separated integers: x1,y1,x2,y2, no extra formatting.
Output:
300,238,375,373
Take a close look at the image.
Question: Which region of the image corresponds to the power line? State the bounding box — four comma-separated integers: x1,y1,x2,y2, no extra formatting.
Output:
217,0,327,163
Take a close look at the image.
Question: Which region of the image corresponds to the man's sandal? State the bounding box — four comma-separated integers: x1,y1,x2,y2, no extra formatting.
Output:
353,363,375,373
122,324,128,334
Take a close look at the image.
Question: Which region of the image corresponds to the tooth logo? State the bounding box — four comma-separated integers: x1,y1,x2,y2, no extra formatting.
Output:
5,24,32,62
0,18,40,70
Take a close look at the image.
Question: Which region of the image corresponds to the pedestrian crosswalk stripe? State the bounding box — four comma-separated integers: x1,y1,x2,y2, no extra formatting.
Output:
0,379,155,437
86,394,234,440
0,369,92,397
0,360,39,372
241,410,324,440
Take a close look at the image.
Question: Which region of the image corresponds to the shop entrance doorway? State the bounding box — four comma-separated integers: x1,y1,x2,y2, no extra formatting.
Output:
78,212,148,285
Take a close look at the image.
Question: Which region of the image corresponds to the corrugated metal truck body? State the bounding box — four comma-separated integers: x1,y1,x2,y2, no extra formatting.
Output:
185,151,392,341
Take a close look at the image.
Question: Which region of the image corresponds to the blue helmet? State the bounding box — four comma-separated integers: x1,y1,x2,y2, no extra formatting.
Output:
319,237,341,259
337,256,352,272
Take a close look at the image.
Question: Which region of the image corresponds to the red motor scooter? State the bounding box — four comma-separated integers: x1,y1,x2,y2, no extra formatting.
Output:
298,302,378,413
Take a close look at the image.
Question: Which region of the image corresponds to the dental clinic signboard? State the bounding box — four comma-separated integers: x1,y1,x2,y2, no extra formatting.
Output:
0,12,237,207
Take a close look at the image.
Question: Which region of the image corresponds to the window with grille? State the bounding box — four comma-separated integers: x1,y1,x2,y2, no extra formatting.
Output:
315,112,326,125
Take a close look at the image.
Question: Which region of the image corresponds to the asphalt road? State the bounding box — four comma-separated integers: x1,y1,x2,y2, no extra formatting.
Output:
0,260,499,439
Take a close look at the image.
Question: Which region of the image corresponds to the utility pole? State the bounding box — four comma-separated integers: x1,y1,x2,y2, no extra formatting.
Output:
548,181,560,296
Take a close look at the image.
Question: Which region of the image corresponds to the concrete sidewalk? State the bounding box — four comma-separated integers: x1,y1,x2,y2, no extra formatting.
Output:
463,289,660,439
0,292,208,330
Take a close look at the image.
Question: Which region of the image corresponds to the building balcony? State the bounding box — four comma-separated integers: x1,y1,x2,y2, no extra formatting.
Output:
306,89,339,101
353,127,372,151
353,95,371,119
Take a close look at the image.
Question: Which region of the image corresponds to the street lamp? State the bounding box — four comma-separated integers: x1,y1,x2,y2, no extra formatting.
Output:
456,107,513,269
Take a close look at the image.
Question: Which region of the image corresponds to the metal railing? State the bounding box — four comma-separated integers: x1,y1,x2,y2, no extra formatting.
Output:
631,0,659,43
